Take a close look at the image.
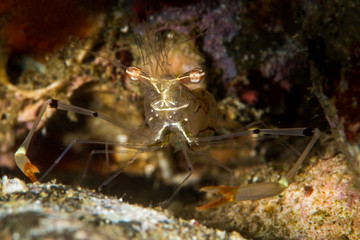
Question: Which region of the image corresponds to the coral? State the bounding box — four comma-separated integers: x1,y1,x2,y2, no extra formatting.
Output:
147,0,241,82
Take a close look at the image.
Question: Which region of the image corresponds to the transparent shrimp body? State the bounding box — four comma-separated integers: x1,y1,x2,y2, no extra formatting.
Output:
126,67,218,150
128,27,219,149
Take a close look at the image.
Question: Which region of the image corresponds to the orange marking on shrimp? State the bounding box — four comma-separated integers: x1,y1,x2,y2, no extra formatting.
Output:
24,162,40,182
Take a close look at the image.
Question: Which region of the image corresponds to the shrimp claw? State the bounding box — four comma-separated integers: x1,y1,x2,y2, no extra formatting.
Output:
196,186,238,211
197,128,320,211
15,146,39,182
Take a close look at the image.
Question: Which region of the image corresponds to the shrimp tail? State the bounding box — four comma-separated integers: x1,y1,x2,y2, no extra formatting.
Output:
196,186,238,211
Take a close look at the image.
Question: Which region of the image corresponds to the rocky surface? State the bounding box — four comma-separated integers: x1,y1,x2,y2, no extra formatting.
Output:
194,153,360,239
0,176,244,240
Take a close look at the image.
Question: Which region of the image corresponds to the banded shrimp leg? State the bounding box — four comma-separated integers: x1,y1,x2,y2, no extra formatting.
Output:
195,127,320,210
15,98,148,182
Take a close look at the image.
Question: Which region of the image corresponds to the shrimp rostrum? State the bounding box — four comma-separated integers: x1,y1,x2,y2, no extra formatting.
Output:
14,27,320,208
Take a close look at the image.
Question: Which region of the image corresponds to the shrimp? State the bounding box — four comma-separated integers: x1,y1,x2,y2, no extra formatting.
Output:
14,22,320,208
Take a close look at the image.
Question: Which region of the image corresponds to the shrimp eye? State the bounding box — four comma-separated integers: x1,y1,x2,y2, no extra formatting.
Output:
189,68,205,83
126,67,151,81
126,67,141,81
178,68,205,84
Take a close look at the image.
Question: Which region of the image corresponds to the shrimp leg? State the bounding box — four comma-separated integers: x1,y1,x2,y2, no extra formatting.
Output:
15,98,146,182
161,149,194,209
196,128,320,210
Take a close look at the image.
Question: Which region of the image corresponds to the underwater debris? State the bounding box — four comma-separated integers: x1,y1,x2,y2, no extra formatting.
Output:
1,176,28,195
